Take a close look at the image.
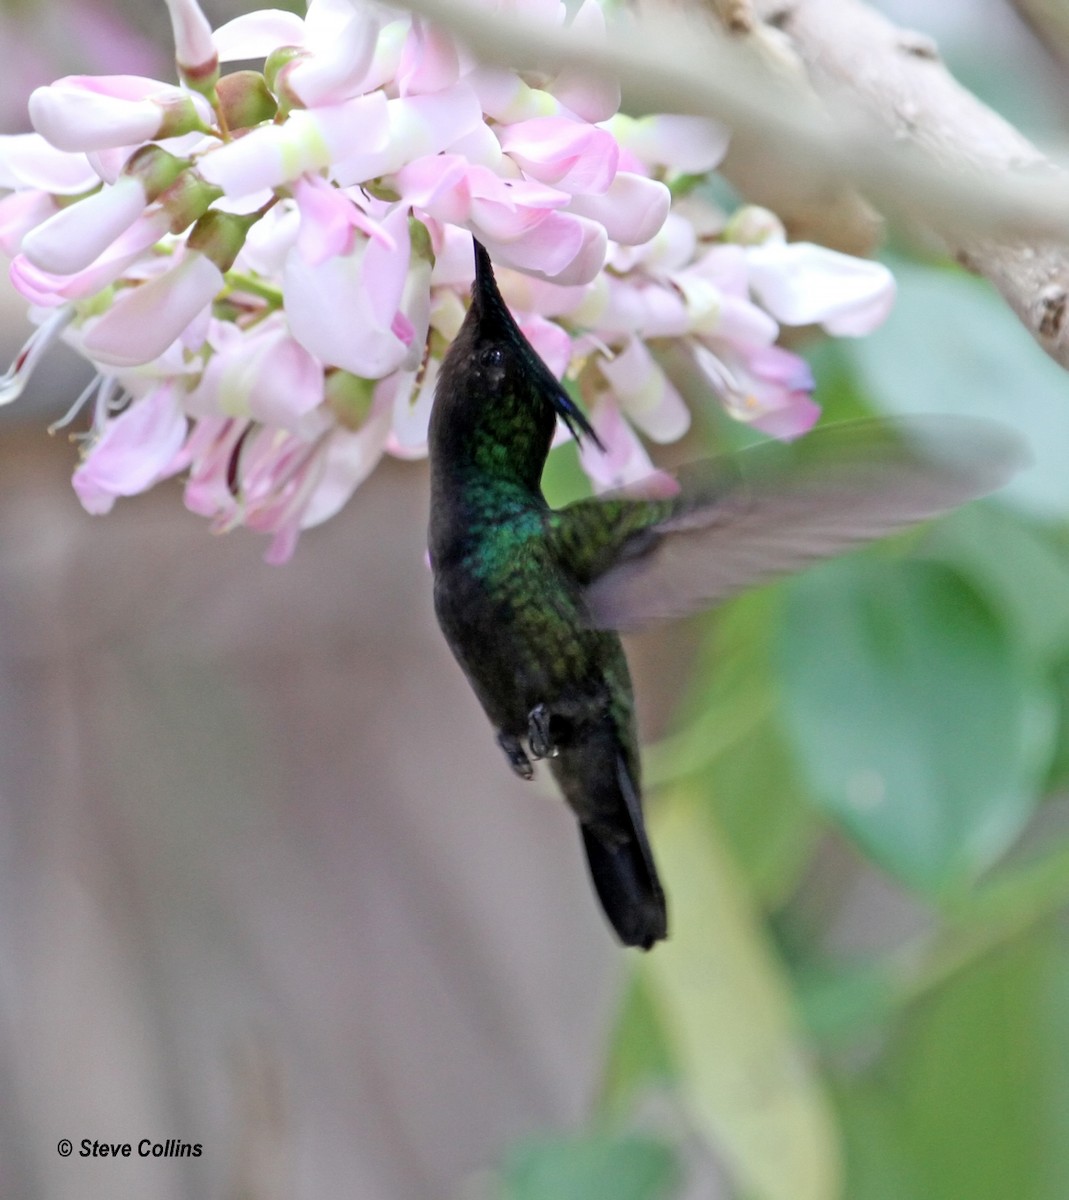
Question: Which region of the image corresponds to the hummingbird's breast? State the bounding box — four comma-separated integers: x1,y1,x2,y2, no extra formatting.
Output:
432,504,615,737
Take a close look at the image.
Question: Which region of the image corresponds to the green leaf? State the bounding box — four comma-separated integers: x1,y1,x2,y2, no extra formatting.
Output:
643,794,842,1200
778,558,1051,893
501,1133,679,1200
845,260,1069,518
921,503,1069,661
803,338,878,424
542,437,593,508
833,926,1069,1200
1042,655,1069,791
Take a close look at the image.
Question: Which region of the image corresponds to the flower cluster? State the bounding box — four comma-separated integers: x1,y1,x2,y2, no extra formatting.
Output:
0,0,894,561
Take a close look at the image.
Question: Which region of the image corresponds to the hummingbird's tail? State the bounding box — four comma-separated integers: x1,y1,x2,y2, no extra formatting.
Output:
578,755,667,950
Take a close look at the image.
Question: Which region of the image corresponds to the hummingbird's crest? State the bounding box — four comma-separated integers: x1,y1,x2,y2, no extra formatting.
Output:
471,242,605,452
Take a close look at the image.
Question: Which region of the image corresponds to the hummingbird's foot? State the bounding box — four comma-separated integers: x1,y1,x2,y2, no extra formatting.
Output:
497,731,534,780
528,703,560,760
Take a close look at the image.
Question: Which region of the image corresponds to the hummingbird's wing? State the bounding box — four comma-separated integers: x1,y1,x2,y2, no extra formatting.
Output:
565,416,1029,633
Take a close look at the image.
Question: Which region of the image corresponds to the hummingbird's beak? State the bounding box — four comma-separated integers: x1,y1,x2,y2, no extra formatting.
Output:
470,239,606,454
473,239,495,298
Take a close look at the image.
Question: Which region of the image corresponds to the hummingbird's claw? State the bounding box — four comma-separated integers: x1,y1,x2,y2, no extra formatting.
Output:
528,703,560,760
497,731,534,779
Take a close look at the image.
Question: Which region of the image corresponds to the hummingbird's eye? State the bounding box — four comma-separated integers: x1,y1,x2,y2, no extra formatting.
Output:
480,346,505,369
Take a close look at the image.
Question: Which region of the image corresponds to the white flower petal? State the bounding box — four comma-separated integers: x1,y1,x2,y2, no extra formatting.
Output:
212,10,307,61
286,10,379,106
21,175,147,274
72,383,188,514
0,133,98,193
300,400,394,528
82,252,224,367
283,243,408,378
165,0,217,73
566,173,669,246
604,113,730,173
746,242,896,334
30,83,176,153
598,337,690,443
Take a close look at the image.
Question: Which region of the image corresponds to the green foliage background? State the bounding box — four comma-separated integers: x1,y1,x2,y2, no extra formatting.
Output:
496,260,1069,1199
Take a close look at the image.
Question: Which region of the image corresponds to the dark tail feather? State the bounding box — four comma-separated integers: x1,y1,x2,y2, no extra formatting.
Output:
580,755,666,950
581,827,666,950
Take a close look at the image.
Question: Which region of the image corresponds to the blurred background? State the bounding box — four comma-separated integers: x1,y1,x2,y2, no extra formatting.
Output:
4,1,1069,1198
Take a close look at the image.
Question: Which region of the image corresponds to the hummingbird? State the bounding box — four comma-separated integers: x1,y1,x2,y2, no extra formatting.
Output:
428,239,1026,950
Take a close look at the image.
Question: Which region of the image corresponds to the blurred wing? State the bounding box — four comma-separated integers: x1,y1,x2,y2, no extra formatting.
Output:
583,416,1029,632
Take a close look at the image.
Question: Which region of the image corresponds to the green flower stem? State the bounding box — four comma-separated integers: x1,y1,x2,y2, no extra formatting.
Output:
221,272,283,306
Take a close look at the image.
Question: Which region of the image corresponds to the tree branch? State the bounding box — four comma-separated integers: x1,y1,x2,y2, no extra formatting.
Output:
750,0,1069,368
1008,0,1069,72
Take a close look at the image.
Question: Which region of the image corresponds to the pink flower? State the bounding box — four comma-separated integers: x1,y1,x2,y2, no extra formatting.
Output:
694,343,820,440
293,175,391,265
597,337,690,443
282,205,413,379
0,0,896,559
72,382,188,513
29,75,206,152
9,209,172,306
81,250,224,367
745,240,896,335
20,174,149,273
164,0,218,84
190,319,325,431
299,413,395,531
579,398,659,492
497,117,619,193
566,172,670,247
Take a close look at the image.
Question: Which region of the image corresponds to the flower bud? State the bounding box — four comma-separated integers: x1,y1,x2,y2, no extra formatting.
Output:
186,209,256,273
723,205,785,246
164,0,220,94
264,46,303,101
325,371,376,431
156,170,224,235
215,71,278,132
30,76,205,153
123,144,188,198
